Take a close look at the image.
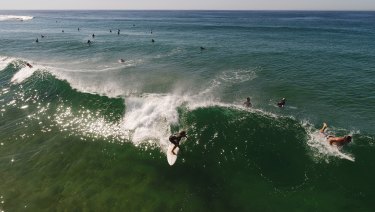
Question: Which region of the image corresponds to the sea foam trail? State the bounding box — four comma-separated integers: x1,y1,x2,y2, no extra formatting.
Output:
0,15,33,21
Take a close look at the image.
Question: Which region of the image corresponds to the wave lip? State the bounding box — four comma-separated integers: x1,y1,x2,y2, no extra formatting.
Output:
0,15,33,21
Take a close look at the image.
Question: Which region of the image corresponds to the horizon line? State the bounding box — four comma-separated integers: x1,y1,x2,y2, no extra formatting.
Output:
1,9,375,12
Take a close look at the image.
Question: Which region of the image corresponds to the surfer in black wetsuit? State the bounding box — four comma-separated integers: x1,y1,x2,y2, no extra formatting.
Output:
244,97,252,108
169,131,187,155
92,34,95,38
87,40,92,45
26,62,33,68
277,98,286,107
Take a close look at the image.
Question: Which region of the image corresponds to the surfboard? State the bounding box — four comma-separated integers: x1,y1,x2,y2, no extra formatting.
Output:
167,144,179,166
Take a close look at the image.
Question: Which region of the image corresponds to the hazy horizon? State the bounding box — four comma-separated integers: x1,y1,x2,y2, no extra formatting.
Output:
1,0,375,11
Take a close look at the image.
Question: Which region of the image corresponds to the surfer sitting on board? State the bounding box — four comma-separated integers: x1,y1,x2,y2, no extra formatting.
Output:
243,97,252,108
169,131,187,155
277,98,286,107
319,122,352,146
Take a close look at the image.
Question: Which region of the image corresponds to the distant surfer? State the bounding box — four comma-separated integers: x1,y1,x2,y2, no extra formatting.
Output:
152,39,155,43
41,35,45,38
26,62,33,68
277,98,286,108
200,46,206,51
92,34,95,38
35,38,39,43
319,123,352,146
110,29,112,33
243,97,252,108
62,30,64,33
78,27,80,31
117,29,120,35
119,59,125,63
169,131,188,155
87,40,92,45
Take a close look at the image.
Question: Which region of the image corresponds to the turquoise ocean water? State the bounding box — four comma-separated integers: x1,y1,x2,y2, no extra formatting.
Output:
0,10,375,211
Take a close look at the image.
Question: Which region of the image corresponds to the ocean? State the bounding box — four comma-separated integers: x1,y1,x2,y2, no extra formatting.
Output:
0,10,374,211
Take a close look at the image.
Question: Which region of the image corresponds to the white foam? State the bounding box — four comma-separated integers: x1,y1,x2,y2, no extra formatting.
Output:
0,56,13,71
0,15,33,21
11,65,39,84
218,69,258,84
123,94,184,150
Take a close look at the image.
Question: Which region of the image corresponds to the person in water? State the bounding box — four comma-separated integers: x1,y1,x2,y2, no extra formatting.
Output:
92,34,95,38
277,98,286,107
244,97,252,107
152,39,155,43
26,62,33,68
169,131,188,155
87,40,92,45
319,123,352,146
35,38,39,43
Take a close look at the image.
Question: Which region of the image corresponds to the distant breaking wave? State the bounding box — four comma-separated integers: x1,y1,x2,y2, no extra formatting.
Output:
0,15,34,21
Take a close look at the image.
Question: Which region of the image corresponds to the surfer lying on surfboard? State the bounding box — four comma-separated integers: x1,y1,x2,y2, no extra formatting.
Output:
169,131,187,155
319,122,352,146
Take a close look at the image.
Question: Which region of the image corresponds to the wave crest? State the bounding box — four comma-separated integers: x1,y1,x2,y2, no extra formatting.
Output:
0,15,34,21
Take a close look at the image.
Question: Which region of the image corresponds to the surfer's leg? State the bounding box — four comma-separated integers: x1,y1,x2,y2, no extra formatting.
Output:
172,145,178,155
319,122,328,133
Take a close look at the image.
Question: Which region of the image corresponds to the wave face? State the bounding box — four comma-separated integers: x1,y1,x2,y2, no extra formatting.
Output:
0,11,375,211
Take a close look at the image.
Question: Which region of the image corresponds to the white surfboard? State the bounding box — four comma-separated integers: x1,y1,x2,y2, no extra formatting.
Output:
167,144,179,166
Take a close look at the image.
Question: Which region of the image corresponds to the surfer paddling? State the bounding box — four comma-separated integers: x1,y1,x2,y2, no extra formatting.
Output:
319,123,352,146
169,131,187,155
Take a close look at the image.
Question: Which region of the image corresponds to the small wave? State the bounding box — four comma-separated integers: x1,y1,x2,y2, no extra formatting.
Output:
198,68,258,96
0,15,34,21
219,69,258,84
